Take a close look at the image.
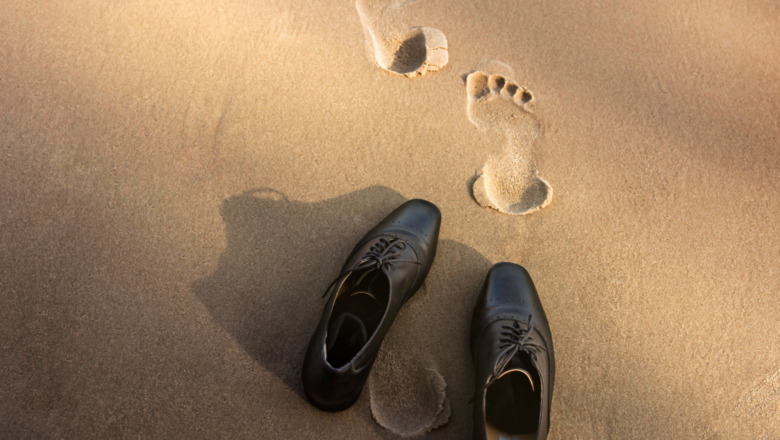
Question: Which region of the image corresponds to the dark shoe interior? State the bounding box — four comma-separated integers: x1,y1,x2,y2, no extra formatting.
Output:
325,269,388,368
485,352,542,440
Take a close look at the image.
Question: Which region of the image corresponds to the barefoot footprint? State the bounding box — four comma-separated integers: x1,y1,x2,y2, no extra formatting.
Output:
355,0,448,77
466,71,552,215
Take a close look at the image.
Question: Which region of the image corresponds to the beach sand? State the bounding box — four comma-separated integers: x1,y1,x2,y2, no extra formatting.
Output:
1,0,779,438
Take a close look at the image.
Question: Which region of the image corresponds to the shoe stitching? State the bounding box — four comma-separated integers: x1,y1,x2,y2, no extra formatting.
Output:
390,219,430,238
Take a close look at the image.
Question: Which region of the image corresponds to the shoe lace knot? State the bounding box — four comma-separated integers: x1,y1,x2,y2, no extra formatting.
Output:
485,314,545,389
321,237,420,298
358,238,413,271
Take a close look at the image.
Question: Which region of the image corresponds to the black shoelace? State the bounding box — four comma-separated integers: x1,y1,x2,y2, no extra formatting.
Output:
484,314,545,390
321,237,421,299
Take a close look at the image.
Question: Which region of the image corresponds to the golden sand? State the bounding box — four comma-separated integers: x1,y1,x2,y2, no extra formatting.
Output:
1,0,778,437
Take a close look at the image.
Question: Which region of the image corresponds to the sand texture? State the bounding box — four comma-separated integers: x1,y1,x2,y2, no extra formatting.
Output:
2,0,779,438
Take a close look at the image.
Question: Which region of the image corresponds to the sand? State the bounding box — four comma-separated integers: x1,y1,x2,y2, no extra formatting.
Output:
1,0,779,438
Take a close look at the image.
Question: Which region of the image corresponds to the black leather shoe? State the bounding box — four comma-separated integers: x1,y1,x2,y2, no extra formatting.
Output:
470,262,555,440
302,199,441,411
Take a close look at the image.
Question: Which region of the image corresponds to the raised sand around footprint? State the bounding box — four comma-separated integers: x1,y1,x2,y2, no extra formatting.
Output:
356,0,448,76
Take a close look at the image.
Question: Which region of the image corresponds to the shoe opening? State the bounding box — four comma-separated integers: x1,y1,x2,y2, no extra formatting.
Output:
325,268,388,369
484,352,541,440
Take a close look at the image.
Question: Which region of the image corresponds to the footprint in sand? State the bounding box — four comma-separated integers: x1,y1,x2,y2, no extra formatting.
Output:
706,367,780,439
367,240,492,437
355,0,448,77
466,70,552,215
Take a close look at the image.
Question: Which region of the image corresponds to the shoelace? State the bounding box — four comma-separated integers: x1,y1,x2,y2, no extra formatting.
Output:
484,314,545,390
321,237,421,298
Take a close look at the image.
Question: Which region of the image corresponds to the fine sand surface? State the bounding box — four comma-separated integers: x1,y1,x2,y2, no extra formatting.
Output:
2,0,779,438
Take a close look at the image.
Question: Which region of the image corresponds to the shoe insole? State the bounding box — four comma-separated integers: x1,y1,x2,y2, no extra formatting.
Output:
485,423,536,440
326,312,369,367
326,270,388,368
485,354,542,439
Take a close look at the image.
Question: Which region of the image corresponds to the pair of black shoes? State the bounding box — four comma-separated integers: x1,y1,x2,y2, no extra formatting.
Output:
302,199,555,440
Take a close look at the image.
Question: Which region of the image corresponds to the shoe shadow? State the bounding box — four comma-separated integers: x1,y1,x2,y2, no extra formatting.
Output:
193,186,491,435
193,186,406,398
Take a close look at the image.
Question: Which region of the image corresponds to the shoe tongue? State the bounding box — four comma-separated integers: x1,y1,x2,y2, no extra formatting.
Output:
500,367,535,392
503,354,537,391
326,312,369,353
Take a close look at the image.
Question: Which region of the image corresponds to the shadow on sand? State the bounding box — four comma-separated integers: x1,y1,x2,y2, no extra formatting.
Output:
193,186,491,436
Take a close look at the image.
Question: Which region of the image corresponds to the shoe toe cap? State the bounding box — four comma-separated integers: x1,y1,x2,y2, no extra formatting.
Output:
390,199,441,240
368,199,441,254
480,262,539,309
473,262,553,343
